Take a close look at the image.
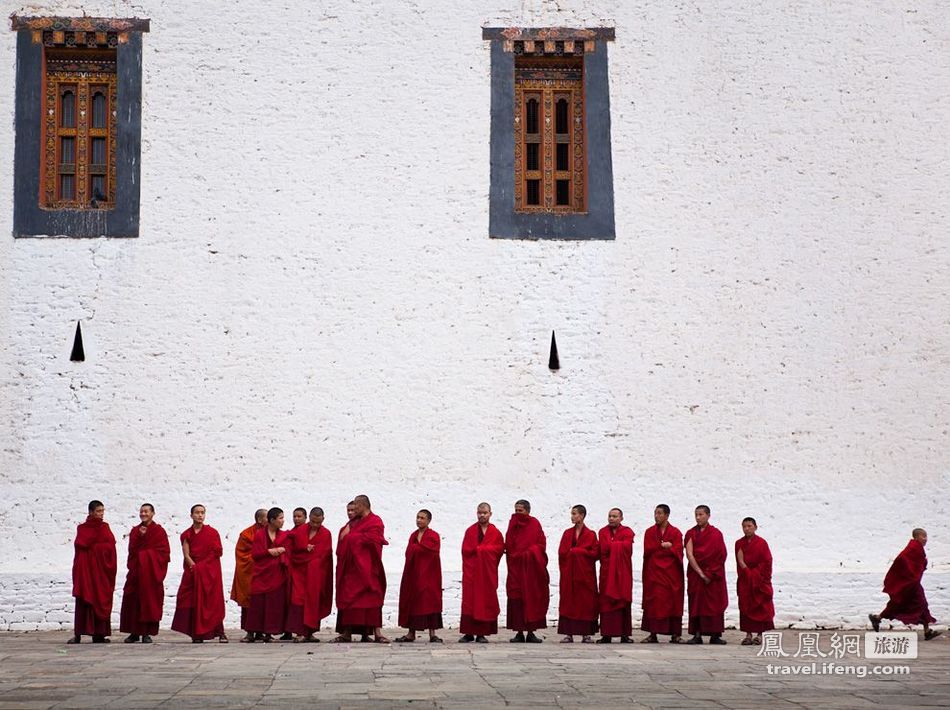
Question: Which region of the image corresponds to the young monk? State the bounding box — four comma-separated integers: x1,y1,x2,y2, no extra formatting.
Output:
278,507,310,640
685,505,728,645
171,504,228,643
396,509,444,643
286,507,333,642
459,502,505,643
68,500,117,644
119,503,170,644
333,495,389,643
735,517,775,645
870,528,941,640
335,501,369,642
505,499,549,643
291,507,307,528
557,505,599,643
641,504,684,643
233,509,267,642
597,507,634,644
245,507,290,642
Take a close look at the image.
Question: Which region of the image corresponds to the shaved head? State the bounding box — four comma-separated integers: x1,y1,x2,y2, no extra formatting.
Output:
255,508,267,524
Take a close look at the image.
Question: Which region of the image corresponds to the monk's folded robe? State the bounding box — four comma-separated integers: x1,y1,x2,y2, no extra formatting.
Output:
286,524,333,635
557,525,599,635
881,538,936,626
598,524,634,637
246,527,290,635
336,512,388,633
72,515,118,638
231,523,258,630
641,523,684,636
172,525,226,640
460,522,504,636
685,523,728,635
735,534,775,633
120,522,170,636
398,527,443,631
505,513,549,632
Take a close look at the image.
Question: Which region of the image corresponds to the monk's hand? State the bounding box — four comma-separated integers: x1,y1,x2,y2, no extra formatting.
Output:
701,573,710,584
186,557,196,569
660,541,672,549
139,525,148,535
306,544,314,552
269,548,281,557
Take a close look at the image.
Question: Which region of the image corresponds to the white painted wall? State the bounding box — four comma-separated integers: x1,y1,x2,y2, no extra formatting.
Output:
1,0,947,631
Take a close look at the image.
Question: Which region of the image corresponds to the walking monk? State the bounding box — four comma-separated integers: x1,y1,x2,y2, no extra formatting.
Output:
246,507,290,642
557,505,599,643
396,509,444,643
287,507,333,642
870,528,941,640
735,517,774,645
119,503,170,643
641,504,684,643
505,499,549,643
171,504,228,643
459,502,504,643
68,500,117,644
597,507,634,644
333,494,389,643
685,505,728,645
233,508,267,642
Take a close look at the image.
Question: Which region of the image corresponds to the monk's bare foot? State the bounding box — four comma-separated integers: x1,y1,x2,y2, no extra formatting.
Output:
430,636,443,643
641,634,658,644
218,634,228,643
741,635,754,646
753,635,762,645
869,614,881,632
394,635,415,643
141,635,153,644
582,636,594,643
686,635,703,645
374,635,391,644
596,636,612,644
279,632,293,641
330,635,352,643
670,635,682,643
475,635,488,643
262,634,274,643
124,634,140,643
360,634,371,642
924,630,943,641
525,632,542,643
460,634,475,643
560,636,574,643
66,636,81,644
241,632,254,643
510,632,526,643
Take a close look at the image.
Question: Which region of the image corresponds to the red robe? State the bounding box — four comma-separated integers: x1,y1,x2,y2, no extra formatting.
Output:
881,539,936,625
557,526,599,624
641,523,684,635
72,516,118,632
460,522,504,631
251,527,290,594
336,512,388,616
230,523,259,608
398,527,443,628
685,523,728,634
735,534,775,632
289,524,334,629
120,522,170,634
172,525,226,638
599,524,634,610
505,513,549,630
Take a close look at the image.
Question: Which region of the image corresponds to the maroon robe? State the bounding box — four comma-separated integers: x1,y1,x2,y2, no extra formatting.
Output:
505,513,549,631
557,525,599,635
119,522,170,636
336,512,388,632
72,515,118,637
685,523,728,635
171,525,226,640
881,538,936,625
460,522,504,636
398,527,443,630
735,534,775,633
598,524,634,637
286,524,333,635
245,527,290,635
641,523,684,636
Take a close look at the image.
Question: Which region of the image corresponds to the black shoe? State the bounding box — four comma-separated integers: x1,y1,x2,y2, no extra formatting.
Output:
619,636,632,644
869,614,881,632
709,635,727,645
596,636,612,644
123,634,140,644
360,634,371,642
525,632,542,643
66,635,81,644
92,636,110,644
141,635,153,644
475,635,488,643
460,634,475,643
280,632,293,641
686,635,703,645
510,632,526,643
192,638,204,644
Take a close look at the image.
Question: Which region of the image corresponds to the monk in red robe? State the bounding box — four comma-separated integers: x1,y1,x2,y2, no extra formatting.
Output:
870,528,941,640
641,504,684,643
68,500,117,644
395,509,444,642
278,507,310,640
171,504,228,643
735,517,774,645
232,508,267,642
334,501,369,642
597,507,634,644
557,505,599,643
334,494,389,643
119,503,170,643
685,505,728,645
245,507,290,642
286,507,333,642
505,499,549,643
460,502,504,643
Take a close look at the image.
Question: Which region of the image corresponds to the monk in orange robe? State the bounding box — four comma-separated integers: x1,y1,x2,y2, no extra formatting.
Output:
233,509,266,642
870,528,941,640
505,499,549,643
641,504,684,643
597,507,634,643
557,505,599,643
735,517,774,645
685,505,728,645
68,500,117,644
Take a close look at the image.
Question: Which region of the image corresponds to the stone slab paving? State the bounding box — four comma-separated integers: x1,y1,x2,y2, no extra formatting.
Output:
0,630,946,709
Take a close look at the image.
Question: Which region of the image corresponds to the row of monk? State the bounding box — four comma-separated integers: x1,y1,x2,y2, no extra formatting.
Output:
69,496,940,645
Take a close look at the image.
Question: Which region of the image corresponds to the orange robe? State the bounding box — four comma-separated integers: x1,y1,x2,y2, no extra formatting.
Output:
230,523,258,608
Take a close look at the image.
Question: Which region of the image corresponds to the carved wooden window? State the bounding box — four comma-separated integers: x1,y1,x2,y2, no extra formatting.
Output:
514,55,585,213
42,40,118,209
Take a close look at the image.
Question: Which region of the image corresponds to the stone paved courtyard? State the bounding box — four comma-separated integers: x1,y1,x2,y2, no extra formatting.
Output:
0,630,947,709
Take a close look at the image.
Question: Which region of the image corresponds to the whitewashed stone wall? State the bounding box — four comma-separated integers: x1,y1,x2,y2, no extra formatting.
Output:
0,1,947,630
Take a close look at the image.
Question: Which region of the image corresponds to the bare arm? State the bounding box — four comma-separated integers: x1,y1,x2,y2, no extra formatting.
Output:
737,547,747,570
685,538,708,582
182,540,195,569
